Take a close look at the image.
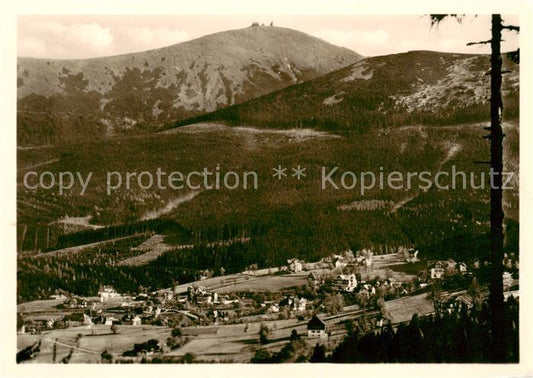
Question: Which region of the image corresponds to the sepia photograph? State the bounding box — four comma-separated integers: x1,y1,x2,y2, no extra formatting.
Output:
2,0,532,375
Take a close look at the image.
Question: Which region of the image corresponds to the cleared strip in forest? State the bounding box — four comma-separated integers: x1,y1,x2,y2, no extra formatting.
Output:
118,236,251,267
18,158,60,172
30,233,147,259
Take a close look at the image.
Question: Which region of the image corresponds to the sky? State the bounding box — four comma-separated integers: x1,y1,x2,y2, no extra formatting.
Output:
18,15,520,59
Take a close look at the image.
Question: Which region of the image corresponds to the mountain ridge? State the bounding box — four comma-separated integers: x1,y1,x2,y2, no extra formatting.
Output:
173,50,519,132
17,25,362,145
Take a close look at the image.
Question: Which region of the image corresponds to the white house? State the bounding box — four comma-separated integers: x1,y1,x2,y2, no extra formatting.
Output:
287,258,303,273
50,294,67,300
98,286,119,302
333,257,348,269
132,315,142,326
503,271,513,290
295,297,307,312
334,273,357,292
104,316,118,326
268,304,280,313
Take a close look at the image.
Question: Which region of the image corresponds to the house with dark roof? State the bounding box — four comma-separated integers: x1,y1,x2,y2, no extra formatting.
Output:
307,315,327,338
279,296,307,312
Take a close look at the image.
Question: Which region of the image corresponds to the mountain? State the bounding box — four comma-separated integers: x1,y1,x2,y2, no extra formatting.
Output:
175,50,519,132
17,25,362,146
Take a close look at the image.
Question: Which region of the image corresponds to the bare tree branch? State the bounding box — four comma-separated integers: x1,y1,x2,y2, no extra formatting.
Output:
502,25,520,32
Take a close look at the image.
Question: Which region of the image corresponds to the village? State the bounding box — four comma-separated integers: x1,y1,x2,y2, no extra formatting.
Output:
17,247,519,363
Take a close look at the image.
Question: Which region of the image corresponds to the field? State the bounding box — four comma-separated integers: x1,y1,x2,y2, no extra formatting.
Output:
214,274,308,294
117,234,175,266
17,315,323,363
18,325,172,363
164,270,306,295
383,293,435,324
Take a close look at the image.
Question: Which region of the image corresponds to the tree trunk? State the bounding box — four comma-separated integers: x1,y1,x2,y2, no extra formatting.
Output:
489,14,505,362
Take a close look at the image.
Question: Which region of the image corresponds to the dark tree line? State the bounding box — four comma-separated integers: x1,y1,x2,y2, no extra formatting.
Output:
52,219,190,250
331,298,518,363
251,298,519,363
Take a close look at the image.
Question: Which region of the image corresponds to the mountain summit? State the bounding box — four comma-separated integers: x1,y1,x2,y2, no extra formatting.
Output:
17,25,362,145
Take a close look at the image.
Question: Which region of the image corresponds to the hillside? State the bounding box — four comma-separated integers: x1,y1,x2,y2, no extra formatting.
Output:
17,25,362,146
18,119,518,254
174,50,519,132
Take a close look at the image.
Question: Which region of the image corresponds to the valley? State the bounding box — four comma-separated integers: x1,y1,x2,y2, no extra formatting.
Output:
15,20,520,364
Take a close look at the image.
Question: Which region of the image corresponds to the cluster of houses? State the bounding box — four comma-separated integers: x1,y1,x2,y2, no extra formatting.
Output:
264,295,308,314
20,286,170,334
428,258,517,284
286,249,372,274
307,271,358,292
19,247,519,341
319,250,370,270
61,297,96,310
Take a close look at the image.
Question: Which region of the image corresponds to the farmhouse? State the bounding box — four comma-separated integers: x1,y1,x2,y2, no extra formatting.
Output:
452,294,474,310
121,313,143,326
64,297,91,309
307,315,327,338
